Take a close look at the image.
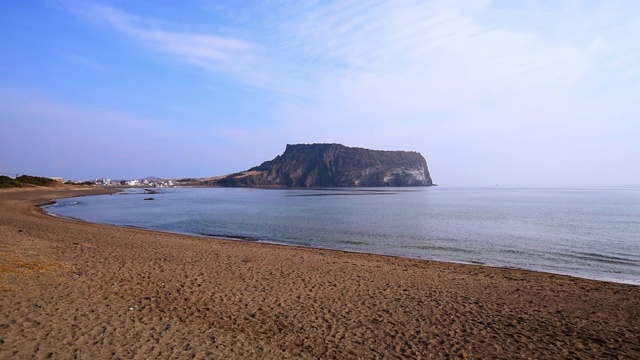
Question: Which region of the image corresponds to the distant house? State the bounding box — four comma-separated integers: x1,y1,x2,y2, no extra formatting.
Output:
95,178,111,185
51,177,65,183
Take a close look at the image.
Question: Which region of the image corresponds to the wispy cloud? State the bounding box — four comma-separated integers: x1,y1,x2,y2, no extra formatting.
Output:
44,0,639,184
260,0,639,185
63,53,112,72
275,0,589,126
624,66,640,79
78,4,267,85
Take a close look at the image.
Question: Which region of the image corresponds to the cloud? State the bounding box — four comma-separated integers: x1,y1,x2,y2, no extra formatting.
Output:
276,0,589,129
624,66,640,79
78,4,267,86
46,1,639,185
63,53,112,72
264,0,639,185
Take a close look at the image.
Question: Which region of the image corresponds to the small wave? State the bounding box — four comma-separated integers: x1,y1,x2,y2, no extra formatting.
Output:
594,277,640,286
195,232,260,242
399,244,476,254
568,251,639,266
47,200,82,208
336,240,367,246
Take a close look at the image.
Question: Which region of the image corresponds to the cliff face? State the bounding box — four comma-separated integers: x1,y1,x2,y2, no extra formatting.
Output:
209,143,433,187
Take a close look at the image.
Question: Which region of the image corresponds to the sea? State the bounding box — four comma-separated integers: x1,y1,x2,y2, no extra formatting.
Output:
44,187,640,285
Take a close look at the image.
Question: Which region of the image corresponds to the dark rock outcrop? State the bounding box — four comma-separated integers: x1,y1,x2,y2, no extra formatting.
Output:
207,143,433,187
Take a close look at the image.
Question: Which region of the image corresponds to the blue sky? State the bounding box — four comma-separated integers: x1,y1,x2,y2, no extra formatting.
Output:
1,0,639,186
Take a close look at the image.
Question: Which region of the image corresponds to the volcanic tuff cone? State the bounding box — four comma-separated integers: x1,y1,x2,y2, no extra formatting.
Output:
207,143,433,187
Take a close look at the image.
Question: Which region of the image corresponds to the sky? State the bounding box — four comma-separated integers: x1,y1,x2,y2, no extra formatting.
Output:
1,0,639,186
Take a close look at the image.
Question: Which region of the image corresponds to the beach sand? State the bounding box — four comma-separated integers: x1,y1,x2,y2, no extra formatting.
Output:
1,187,639,359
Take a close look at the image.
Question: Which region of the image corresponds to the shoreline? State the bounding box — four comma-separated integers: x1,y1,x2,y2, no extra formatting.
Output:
42,187,640,286
2,187,639,358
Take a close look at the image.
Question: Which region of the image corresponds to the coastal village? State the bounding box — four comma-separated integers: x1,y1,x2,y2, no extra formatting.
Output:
93,177,175,188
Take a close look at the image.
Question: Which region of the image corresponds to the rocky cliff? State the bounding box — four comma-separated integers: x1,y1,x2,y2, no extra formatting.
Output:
207,143,433,187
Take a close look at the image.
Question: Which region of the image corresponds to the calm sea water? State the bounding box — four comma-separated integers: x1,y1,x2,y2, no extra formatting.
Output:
45,187,640,285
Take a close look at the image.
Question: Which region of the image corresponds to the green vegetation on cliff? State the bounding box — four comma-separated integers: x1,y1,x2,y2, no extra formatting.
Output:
0,175,58,188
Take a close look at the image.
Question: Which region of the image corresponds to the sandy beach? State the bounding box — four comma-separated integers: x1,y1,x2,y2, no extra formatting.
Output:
1,187,639,359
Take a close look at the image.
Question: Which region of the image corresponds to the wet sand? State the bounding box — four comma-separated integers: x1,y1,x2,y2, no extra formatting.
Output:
1,187,639,359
